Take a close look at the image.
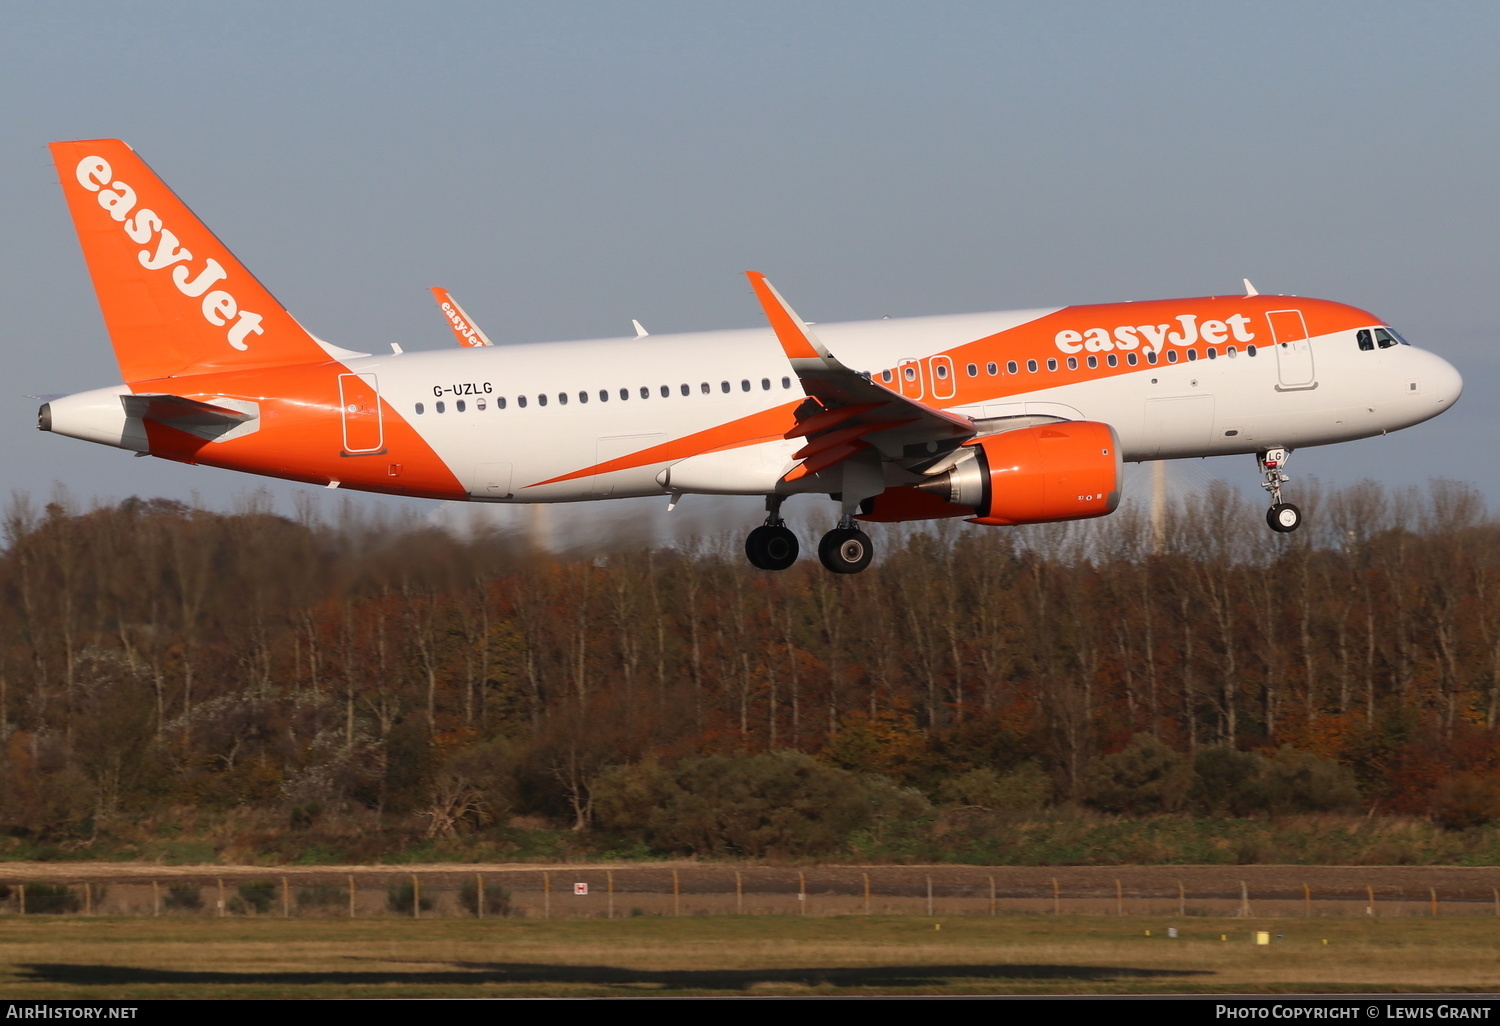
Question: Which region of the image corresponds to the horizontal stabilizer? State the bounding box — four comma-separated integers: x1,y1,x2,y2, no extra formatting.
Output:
121,393,256,428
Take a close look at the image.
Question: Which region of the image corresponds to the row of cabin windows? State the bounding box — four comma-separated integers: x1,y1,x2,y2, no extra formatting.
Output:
415,376,794,415
879,346,1260,384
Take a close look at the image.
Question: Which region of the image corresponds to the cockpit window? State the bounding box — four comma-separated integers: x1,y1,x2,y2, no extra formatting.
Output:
1357,329,1374,351
1376,327,1410,347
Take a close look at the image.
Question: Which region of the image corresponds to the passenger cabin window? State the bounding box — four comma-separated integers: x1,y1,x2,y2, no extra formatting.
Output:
1066,356,1078,370
477,398,486,410
538,394,548,406
640,387,649,399
1026,359,1037,372
988,362,999,375
415,402,425,415
497,397,507,409
782,377,791,388
1106,354,1117,367
699,382,710,394
1046,358,1058,371
966,363,977,377
1126,353,1137,366
761,378,771,390
457,399,466,412
1006,361,1018,374
741,379,751,391
721,381,730,393
556,393,566,405
1087,355,1098,369
436,401,446,413
881,369,893,383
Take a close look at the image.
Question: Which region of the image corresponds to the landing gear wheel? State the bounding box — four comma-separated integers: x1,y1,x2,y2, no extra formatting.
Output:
745,524,799,571
818,527,874,574
1267,503,1302,533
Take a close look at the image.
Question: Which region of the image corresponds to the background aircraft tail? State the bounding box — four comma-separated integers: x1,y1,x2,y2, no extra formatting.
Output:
49,139,328,383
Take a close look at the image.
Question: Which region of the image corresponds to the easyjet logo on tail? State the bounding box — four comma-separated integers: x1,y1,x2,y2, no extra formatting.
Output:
74,155,264,352
1054,313,1255,355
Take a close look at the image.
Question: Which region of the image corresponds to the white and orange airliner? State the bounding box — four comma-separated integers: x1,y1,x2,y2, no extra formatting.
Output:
40,139,1463,573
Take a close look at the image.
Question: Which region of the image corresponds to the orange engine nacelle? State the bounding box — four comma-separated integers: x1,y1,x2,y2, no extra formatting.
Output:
905,421,1123,526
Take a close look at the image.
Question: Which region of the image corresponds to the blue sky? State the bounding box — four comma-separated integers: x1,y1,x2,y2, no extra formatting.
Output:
2,1,1496,535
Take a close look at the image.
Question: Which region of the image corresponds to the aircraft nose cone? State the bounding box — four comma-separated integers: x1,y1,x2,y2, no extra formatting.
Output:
1432,352,1464,407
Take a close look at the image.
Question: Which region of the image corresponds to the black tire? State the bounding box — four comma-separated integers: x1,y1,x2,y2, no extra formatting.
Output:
817,527,874,574
746,525,799,570
1266,503,1302,533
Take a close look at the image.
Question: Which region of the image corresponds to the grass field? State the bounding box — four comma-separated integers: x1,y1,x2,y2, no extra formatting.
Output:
2,914,1499,997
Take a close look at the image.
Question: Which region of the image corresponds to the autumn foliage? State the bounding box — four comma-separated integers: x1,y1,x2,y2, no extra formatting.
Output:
2,478,1499,860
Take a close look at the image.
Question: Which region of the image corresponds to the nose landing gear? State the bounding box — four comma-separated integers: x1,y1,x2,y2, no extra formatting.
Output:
1259,448,1302,533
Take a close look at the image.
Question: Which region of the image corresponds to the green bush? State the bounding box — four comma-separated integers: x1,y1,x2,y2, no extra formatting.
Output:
236,880,278,914
162,883,202,911
937,763,1051,811
1084,734,1192,815
386,880,434,915
1432,772,1500,830
23,883,79,914
458,879,511,917
1261,748,1361,814
1190,746,1268,816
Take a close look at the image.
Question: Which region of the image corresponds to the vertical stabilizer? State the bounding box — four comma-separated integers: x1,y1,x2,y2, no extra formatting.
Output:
49,139,329,383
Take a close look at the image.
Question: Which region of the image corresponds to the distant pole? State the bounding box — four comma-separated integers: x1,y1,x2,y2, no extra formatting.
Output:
926,876,933,918
282,876,290,918
989,876,996,917
18,884,23,916
1116,879,1123,916
84,881,92,916
608,870,615,920
544,872,551,920
1052,878,1060,916
152,881,160,918
736,871,743,916
1178,880,1185,917
1431,887,1438,917
799,872,806,916
1304,883,1310,918
218,879,225,918
673,869,681,917
1367,884,1376,918
411,875,420,920
1239,881,1249,918
476,874,484,920
863,873,871,916
348,875,356,919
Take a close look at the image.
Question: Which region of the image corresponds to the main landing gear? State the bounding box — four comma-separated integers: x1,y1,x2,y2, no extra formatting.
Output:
745,497,799,571
1258,447,1302,533
744,500,875,574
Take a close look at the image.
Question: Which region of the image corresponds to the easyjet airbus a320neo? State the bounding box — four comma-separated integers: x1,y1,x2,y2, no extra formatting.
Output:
39,139,1463,573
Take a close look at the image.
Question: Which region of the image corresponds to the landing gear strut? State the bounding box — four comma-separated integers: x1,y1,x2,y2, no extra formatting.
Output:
818,514,873,574
1258,448,1302,533
745,496,799,570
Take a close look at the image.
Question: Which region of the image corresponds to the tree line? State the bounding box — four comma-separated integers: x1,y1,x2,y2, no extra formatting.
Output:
3,477,1500,859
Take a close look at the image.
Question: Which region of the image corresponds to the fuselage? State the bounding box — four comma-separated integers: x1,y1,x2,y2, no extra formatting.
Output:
44,293,1462,505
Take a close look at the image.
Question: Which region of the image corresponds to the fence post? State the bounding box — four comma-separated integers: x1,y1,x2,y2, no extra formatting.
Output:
1493,887,1498,918
1367,884,1376,918
1116,879,1123,917
412,875,420,920
608,870,615,920
218,879,225,918
543,871,550,920
926,876,933,918
84,881,92,916
863,873,870,915
17,884,23,916
1304,883,1310,918
1178,880,1185,917
736,871,743,916
989,875,996,917
1431,887,1438,917
348,875,356,919
476,874,484,920
1052,877,1060,916
282,876,290,918
152,881,159,918
1239,881,1249,918
673,869,681,917
798,871,806,916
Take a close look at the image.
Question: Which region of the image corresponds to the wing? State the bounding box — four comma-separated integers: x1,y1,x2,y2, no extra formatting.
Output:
745,272,976,482
430,287,495,347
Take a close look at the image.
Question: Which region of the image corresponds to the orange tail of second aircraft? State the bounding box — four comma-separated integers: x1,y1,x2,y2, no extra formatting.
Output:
49,139,329,383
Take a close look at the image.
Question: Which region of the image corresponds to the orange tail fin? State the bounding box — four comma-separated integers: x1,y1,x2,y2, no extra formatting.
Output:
50,139,329,383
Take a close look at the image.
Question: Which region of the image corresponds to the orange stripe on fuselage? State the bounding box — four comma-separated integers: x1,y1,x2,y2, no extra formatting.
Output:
130,361,467,499
528,400,804,489
882,295,1380,404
